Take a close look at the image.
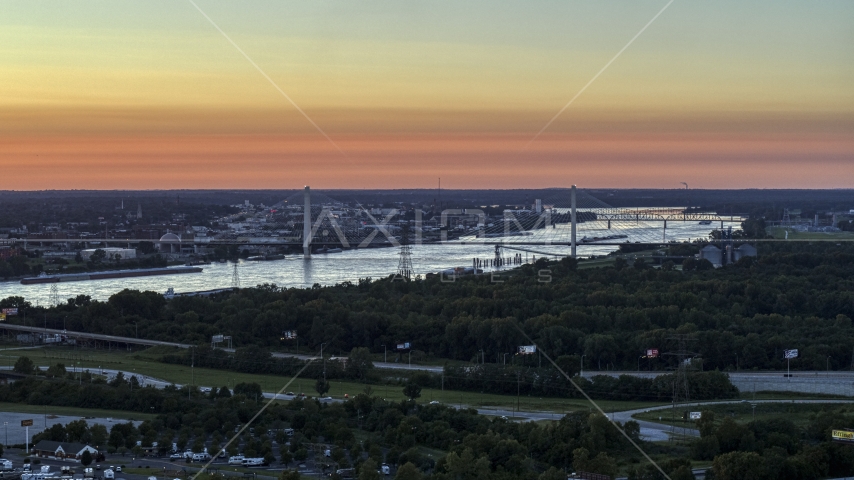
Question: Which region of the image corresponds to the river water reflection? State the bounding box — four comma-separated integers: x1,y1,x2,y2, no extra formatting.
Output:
0,220,738,304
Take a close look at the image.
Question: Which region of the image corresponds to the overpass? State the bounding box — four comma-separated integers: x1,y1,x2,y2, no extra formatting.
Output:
0,323,442,372
3,324,850,386
0,323,191,349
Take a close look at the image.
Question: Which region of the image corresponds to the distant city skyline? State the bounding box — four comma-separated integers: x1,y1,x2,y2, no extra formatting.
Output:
1,0,852,189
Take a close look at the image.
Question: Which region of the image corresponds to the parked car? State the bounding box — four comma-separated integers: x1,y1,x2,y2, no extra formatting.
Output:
241,458,266,468
191,453,211,462
169,454,182,460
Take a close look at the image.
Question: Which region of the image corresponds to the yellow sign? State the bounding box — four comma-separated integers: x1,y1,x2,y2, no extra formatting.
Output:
0,312,5,321
832,429,854,442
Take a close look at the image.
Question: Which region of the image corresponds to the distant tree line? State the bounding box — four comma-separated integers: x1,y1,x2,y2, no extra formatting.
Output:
6,241,854,374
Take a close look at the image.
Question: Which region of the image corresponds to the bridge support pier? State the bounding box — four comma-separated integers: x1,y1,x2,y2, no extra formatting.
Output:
571,185,577,258
303,186,311,259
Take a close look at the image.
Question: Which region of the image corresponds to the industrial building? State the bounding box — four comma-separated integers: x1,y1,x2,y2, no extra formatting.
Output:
79,247,136,260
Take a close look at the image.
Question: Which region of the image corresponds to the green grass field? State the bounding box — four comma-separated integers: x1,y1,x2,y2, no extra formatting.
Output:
633,401,854,429
5,345,667,414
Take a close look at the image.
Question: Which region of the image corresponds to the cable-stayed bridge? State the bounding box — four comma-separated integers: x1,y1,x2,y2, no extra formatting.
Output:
11,186,754,260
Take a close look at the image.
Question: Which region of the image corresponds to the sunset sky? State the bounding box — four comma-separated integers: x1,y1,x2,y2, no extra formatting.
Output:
1,0,852,189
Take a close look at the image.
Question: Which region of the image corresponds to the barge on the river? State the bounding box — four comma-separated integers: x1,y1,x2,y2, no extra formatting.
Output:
21,266,203,285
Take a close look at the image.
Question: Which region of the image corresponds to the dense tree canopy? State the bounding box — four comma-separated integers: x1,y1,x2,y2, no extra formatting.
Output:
8,243,854,373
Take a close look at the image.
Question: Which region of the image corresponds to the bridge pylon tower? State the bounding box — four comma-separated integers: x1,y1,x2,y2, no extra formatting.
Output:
303,186,312,259
570,185,577,258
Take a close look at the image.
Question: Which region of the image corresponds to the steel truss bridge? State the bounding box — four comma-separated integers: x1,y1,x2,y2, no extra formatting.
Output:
6,186,827,260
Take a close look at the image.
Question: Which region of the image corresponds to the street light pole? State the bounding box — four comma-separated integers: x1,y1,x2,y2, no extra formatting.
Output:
828,356,832,372
382,345,386,363
638,355,643,372
503,353,509,366
320,343,326,379
580,355,586,378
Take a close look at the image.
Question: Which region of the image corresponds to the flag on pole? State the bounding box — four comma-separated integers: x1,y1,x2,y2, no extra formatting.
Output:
784,349,798,359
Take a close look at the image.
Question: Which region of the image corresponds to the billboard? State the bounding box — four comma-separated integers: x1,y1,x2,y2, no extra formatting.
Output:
396,342,411,350
646,349,659,358
212,335,224,343
518,345,537,355
784,349,799,359
689,412,702,420
1,308,17,316
0,313,5,322
281,330,297,340
21,419,33,427
832,429,854,443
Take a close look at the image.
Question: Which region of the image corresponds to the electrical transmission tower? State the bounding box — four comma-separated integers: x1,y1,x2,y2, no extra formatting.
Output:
49,284,60,307
232,262,240,289
396,225,413,281
665,334,698,435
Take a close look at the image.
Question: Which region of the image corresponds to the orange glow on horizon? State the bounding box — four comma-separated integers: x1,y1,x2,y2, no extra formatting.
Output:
2,132,852,190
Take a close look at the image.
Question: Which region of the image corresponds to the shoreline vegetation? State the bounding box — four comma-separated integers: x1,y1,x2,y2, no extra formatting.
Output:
3,236,854,478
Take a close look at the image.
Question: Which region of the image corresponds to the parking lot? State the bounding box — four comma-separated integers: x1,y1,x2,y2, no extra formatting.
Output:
0,447,344,480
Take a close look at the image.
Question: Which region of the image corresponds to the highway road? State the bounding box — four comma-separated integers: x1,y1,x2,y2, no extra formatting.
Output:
30,365,854,436
0,324,444,373
584,370,854,381
7,324,852,381
610,398,854,441
0,323,189,349
584,370,854,396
